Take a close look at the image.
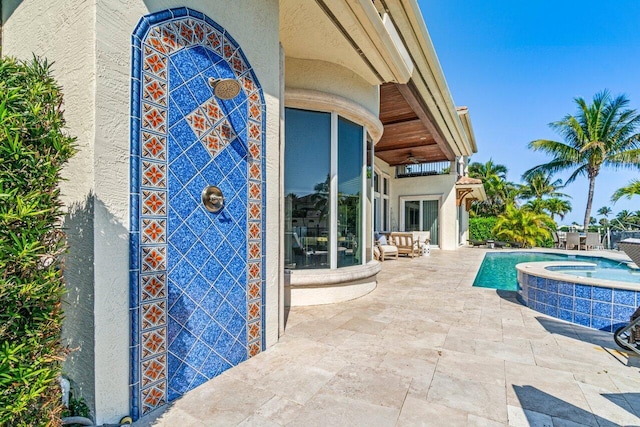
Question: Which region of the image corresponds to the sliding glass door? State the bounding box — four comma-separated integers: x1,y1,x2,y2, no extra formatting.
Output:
400,197,439,246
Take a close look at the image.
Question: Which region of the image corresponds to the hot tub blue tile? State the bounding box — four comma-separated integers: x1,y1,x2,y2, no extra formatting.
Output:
591,316,613,332
558,282,573,296
575,298,591,314
575,285,592,299
592,287,612,302
613,304,636,321
535,289,546,303
534,301,544,312
592,301,612,319
547,293,558,308
546,280,558,294
574,313,591,328
527,288,535,302
545,304,558,317
558,309,573,323
613,289,636,306
559,295,573,311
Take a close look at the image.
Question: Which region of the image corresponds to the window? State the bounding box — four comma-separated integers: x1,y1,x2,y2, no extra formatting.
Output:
284,108,366,269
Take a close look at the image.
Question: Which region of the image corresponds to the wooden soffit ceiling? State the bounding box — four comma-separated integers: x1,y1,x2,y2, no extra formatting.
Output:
377,82,455,166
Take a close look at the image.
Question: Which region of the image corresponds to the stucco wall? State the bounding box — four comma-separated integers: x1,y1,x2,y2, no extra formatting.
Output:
375,159,460,251
2,0,99,415
392,173,458,250
3,0,280,423
285,57,379,117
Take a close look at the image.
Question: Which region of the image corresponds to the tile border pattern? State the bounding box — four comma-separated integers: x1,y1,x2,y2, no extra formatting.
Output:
130,8,265,420
517,270,638,333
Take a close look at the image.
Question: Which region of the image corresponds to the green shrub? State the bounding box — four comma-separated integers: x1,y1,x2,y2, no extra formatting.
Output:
0,56,76,426
470,217,498,241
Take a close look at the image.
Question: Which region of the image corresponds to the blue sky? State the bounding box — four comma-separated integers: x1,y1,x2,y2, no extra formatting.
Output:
419,1,640,224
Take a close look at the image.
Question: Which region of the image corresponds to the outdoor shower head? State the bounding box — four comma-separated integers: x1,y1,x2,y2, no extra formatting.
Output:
208,78,241,100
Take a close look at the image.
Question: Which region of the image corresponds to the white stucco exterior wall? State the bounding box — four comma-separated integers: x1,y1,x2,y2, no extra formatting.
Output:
375,159,460,251
285,57,379,117
3,0,280,423
2,0,99,416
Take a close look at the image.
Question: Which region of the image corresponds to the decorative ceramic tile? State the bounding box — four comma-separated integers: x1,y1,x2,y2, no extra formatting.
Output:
142,354,166,387
142,328,166,359
249,262,261,282
185,108,211,138
132,8,264,420
142,103,167,133
143,47,168,79
143,74,168,106
248,341,260,357
142,190,167,216
142,133,167,161
142,161,167,188
248,121,261,141
142,219,166,244
247,301,260,321
142,301,167,330
142,247,166,272
141,380,166,413
248,202,261,220
141,274,166,301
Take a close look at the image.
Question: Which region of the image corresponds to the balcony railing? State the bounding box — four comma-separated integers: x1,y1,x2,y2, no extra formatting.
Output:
395,161,451,178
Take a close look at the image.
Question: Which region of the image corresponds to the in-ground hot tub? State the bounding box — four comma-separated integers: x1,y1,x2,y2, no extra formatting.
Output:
516,261,640,332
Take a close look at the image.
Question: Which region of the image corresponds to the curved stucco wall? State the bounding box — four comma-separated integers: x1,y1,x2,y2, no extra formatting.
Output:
285,57,379,118
2,0,280,423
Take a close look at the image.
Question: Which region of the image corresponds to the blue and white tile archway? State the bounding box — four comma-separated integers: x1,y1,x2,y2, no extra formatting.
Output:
130,8,265,419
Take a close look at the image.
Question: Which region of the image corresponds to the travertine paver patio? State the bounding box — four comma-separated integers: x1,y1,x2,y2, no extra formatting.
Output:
137,248,640,426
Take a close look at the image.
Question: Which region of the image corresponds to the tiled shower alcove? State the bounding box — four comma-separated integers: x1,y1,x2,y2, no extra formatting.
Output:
130,7,265,419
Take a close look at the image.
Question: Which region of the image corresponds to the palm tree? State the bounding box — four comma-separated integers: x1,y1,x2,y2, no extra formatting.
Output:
525,90,640,232
468,159,517,216
612,179,640,202
544,197,572,222
468,159,507,182
492,204,553,248
518,171,568,201
522,199,546,214
597,206,613,217
611,210,635,230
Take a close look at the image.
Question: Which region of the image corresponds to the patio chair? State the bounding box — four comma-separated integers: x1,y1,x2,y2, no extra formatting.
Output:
494,241,507,249
390,232,420,258
551,231,562,248
565,232,580,250
584,232,601,250
374,233,398,262
468,239,485,248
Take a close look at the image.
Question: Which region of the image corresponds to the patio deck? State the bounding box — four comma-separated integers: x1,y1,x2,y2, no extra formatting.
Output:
136,248,640,426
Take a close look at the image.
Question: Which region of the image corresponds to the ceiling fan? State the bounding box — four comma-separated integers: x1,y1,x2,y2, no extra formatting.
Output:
400,151,427,164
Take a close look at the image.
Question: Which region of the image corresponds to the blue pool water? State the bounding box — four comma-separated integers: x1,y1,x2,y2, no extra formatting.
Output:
473,252,635,290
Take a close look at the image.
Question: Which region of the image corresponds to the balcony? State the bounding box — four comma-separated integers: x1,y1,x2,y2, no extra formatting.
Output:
395,161,451,178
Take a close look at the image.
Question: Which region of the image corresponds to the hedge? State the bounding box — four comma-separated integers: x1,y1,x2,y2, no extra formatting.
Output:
469,217,498,241
0,56,76,425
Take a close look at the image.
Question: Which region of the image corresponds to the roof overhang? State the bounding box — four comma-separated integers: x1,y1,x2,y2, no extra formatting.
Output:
456,176,486,210
374,0,479,159
376,81,454,165
280,0,414,85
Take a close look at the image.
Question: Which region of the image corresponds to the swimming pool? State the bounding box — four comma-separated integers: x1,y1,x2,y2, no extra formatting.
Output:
473,252,636,291
473,251,640,332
